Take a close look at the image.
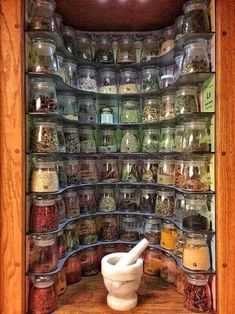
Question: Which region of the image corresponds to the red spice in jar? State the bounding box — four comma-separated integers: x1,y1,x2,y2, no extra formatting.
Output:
64,253,82,284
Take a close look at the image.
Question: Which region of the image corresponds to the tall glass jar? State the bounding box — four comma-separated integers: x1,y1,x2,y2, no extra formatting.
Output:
142,127,160,153
55,268,67,296
118,186,139,212
157,158,175,185
56,195,66,223
98,128,117,153
94,37,114,64
120,215,139,242
63,126,80,152
173,159,185,187
78,187,97,214
98,68,117,94
99,158,119,183
142,158,159,183
79,158,98,183
79,127,96,153
78,65,98,92
174,193,185,221
120,99,140,123
144,248,162,276
64,60,78,88
159,127,175,152
64,253,82,284
174,125,184,152
98,186,116,212
65,222,79,252
141,66,160,93
62,26,76,56
155,190,175,217
100,106,114,124
143,97,161,123
139,188,156,213
183,121,209,152
79,217,98,245
121,158,141,183
29,0,56,31
56,53,66,82
141,35,160,62
175,15,184,41
99,214,119,241
31,121,59,153
80,247,100,276
76,34,93,62
56,160,67,188
175,85,198,115
117,37,136,63
174,50,184,81
120,127,140,152
56,124,66,152
118,69,138,94
160,26,175,56
160,74,174,89
143,216,161,244
160,94,175,121
160,252,178,283
58,93,77,121
57,230,67,259
64,190,80,219
160,221,177,250
65,159,80,185
78,96,97,123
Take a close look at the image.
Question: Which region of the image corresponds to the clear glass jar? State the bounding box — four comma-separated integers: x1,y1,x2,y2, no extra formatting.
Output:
31,160,59,193
58,93,77,121
183,121,209,152
117,37,136,63
64,191,80,219
118,186,139,212
100,106,114,124
142,127,160,153
80,247,100,276
29,0,56,31
160,252,178,283
174,50,184,81
98,68,117,94
65,159,80,185
139,188,156,213
174,237,185,258
56,160,67,188
175,86,198,115
141,66,160,93
174,125,184,152
78,65,98,92
141,35,160,62
183,234,210,270
143,97,161,123
94,37,114,64
56,195,66,223
79,158,98,183
62,26,76,56
160,221,177,250
56,124,66,153
144,248,162,276
121,158,141,182
30,235,58,272
30,37,58,74
160,26,175,56
31,121,59,153
182,39,210,74
56,53,66,82
78,187,97,214
98,128,117,153
160,74,174,89
30,198,59,233
184,274,212,312
64,60,78,88
175,15,184,41
120,128,140,152
57,230,67,259
55,268,67,296
76,34,93,62
63,126,80,152
65,222,79,252
29,78,57,113
144,216,161,244
79,217,98,245
79,127,96,153
120,215,139,242
155,190,175,216
118,69,138,94
142,158,159,183
98,186,116,212
120,99,140,123
173,159,184,187
29,275,57,314
78,96,97,123
55,13,62,35
159,127,175,152
160,94,175,121
174,193,185,221
158,158,175,185
183,0,210,34
100,214,119,241
99,158,119,183
64,253,82,284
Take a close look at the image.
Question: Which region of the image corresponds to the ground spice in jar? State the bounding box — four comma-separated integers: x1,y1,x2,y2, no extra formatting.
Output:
57,230,67,259
139,189,156,213
99,215,119,241
32,122,59,153
160,222,177,251
99,159,119,183
144,248,162,276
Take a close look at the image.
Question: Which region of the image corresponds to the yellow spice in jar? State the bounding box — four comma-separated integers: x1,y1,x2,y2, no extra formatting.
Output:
160,227,177,250
118,84,138,94
183,245,210,271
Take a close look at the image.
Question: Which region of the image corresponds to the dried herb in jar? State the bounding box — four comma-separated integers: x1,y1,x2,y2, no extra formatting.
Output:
99,215,119,241
99,160,119,183
139,190,156,213
183,10,209,34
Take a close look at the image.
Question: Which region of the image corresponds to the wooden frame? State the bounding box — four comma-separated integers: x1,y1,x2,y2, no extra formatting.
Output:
0,0,235,313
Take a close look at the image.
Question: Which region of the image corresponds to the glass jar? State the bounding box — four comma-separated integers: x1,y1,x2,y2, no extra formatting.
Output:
56,53,66,82
64,191,80,219
29,78,57,113
56,195,66,223
56,124,66,153
30,235,58,272
118,69,138,94
79,158,98,183
157,158,175,185
160,221,177,250
139,188,156,213
30,198,59,233
184,274,212,312
159,127,175,152
174,50,184,81
120,215,139,242
64,126,80,153
55,13,62,35
98,186,116,212
160,253,178,283
121,159,141,183
120,128,140,152
141,66,160,93
78,65,98,92
58,93,77,121
78,96,97,123
141,35,160,62
31,121,59,153
183,121,209,152
64,60,78,88
160,26,175,56
30,37,58,74
175,268,186,294
174,237,185,258
79,127,96,153
183,234,210,271
182,39,210,74
120,99,140,123
79,217,98,245
175,85,198,115
118,186,139,212
144,248,162,275
29,0,56,31
78,187,97,215
62,26,76,56
100,106,114,124
29,275,57,314
117,37,136,63
183,0,210,34
174,193,185,221
64,253,82,284
142,158,159,183
143,97,161,123
80,247,100,276
99,214,119,241
98,68,117,94
143,216,161,244
76,34,93,62
57,230,67,259
56,160,67,188
65,159,80,185
155,190,175,217
173,159,184,187
31,160,59,193
142,127,160,153
160,94,175,121
175,15,184,41
95,37,114,64
174,125,184,152
160,74,174,89
99,158,119,183
98,128,117,153
65,222,79,252
55,268,67,296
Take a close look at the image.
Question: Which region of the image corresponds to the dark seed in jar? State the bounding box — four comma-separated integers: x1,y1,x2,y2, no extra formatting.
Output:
183,214,209,231
118,199,138,212
31,204,59,233
139,194,156,213
100,222,119,241
120,231,139,242
144,231,161,244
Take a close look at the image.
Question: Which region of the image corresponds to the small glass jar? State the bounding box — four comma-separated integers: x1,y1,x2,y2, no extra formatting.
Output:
160,221,177,250
100,106,114,124
159,127,175,152
56,124,66,153
121,159,141,183
118,69,138,94
98,128,117,153
120,215,139,242
117,37,136,63
175,15,184,41
64,60,78,88
79,217,98,245
174,125,184,152
155,190,175,217
174,50,184,81
94,37,114,64
174,193,185,222
31,121,59,153
183,0,210,34
98,186,116,212
65,159,80,185
79,158,98,183
173,159,184,187
160,26,175,56
78,96,97,123
99,214,119,241
144,248,162,276
141,66,160,93
160,252,178,283
56,160,67,188
78,65,98,92
144,216,161,244
118,186,139,212
79,127,96,153
64,191,80,219
120,99,140,123
64,253,82,284
65,222,79,252
30,235,58,272
139,188,156,213
142,127,160,153
64,126,80,153
76,34,93,62
62,26,76,56
182,39,210,74
184,274,212,312
175,85,198,115
78,187,97,215
98,68,117,94
120,128,140,152
29,78,57,113
160,74,174,89
158,158,175,186
142,159,159,183
56,53,66,82
99,158,119,183
141,35,160,62
55,268,67,296
58,93,77,121
174,237,185,258
29,0,56,31
183,234,210,271
160,94,175,121
29,275,57,314
31,160,59,193
175,268,186,294
80,247,100,276
183,121,209,152
57,230,67,259
143,97,161,123
30,198,59,233
56,195,66,223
